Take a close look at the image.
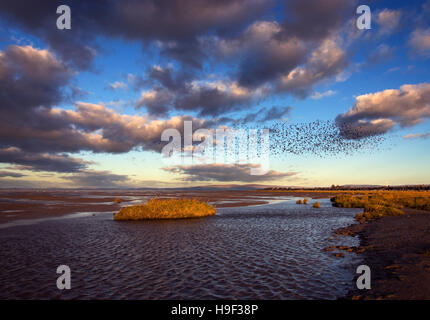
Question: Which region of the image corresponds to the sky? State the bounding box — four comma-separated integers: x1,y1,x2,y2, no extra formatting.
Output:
0,0,429,188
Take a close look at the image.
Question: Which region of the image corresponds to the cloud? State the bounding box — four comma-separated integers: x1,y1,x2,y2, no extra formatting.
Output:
403,132,430,140
0,0,272,70
260,106,292,122
0,147,89,172
0,171,26,178
136,66,263,116
277,38,347,97
311,90,336,100
279,0,355,41
0,50,214,156
220,105,293,124
108,81,127,90
368,44,395,64
13,102,213,154
219,20,307,88
376,9,402,35
409,28,430,55
64,170,131,188
0,45,221,174
215,0,354,91
336,83,430,138
138,32,348,116
163,163,297,182
0,45,72,112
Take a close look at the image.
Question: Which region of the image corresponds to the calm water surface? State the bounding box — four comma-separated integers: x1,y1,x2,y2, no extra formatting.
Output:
0,198,362,299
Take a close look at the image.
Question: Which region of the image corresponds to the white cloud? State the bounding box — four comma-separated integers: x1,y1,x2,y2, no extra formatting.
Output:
311,90,336,99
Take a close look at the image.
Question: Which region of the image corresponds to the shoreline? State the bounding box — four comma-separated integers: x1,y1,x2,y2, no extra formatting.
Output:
335,208,430,299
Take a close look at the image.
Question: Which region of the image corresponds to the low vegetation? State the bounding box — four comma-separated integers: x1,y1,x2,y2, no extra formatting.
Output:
113,198,123,204
331,191,430,222
113,198,216,220
313,202,321,208
303,198,308,204
296,199,303,204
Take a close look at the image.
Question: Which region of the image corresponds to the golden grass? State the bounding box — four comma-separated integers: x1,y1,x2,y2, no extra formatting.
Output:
303,198,309,204
331,191,430,222
296,199,303,204
113,198,216,220
313,202,321,208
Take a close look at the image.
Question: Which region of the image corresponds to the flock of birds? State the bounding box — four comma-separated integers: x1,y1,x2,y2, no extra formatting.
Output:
230,120,390,159
154,119,391,160
269,120,388,157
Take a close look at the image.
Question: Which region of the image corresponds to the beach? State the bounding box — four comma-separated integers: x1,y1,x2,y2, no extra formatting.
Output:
336,207,430,299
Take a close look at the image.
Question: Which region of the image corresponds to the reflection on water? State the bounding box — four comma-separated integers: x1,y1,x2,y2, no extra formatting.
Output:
0,199,362,299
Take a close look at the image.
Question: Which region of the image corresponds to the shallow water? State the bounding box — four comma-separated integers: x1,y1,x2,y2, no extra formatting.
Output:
0,198,362,299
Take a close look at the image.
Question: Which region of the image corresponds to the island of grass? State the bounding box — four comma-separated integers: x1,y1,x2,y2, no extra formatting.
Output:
113,198,216,220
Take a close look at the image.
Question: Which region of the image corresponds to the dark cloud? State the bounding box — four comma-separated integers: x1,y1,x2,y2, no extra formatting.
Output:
336,83,430,139
146,65,191,91
136,65,261,116
0,171,26,178
224,21,307,88
276,38,347,97
163,163,297,182
222,0,355,88
0,0,271,70
0,45,72,112
65,170,131,188
261,105,292,122
138,37,347,116
0,45,215,159
220,105,292,125
0,101,214,155
279,0,356,41
0,147,89,172
175,82,256,116
0,46,216,173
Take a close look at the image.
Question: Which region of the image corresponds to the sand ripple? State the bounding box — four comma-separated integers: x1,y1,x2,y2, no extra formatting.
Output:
0,199,361,299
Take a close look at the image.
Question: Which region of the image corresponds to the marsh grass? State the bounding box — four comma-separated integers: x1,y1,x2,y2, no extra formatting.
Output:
303,198,309,204
296,199,303,204
113,198,216,220
332,191,430,222
313,202,321,208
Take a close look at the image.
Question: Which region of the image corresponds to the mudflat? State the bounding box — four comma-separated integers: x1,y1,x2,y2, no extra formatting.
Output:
336,208,430,299
0,189,295,223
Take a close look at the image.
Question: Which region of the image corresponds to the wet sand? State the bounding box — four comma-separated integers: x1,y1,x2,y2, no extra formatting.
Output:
0,199,360,299
335,208,430,299
3,189,429,299
0,189,313,223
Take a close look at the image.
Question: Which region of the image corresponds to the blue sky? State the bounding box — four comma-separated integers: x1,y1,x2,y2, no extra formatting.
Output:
0,0,429,188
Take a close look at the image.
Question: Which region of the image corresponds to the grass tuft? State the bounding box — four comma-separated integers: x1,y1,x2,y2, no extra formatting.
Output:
331,191,430,222
113,198,216,220
296,199,303,204
313,202,321,208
